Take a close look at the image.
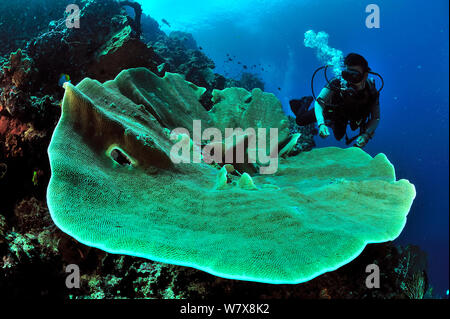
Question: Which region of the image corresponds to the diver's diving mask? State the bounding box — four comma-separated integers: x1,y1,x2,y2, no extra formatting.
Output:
341,68,365,84
310,65,384,108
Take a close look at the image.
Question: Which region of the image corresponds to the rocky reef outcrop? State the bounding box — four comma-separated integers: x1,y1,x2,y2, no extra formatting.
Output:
0,0,75,57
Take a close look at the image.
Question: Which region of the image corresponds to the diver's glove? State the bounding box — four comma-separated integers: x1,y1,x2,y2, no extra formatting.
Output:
318,124,330,138
355,133,370,148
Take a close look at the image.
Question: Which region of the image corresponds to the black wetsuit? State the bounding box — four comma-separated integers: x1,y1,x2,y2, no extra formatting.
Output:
295,78,380,142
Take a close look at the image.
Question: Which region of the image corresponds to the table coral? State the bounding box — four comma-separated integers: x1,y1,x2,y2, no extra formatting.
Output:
47,68,416,284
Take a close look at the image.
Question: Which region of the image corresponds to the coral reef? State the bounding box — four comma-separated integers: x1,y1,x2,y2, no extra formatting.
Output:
118,1,143,38
86,25,162,82
0,0,74,56
286,96,317,155
0,0,429,299
0,50,37,118
148,29,265,110
140,13,167,43
394,245,430,298
25,0,134,92
235,72,265,92
288,115,317,155
0,197,66,298
150,30,220,110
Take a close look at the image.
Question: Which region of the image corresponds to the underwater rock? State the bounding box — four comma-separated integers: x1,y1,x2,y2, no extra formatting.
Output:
169,31,199,51
0,91,56,230
0,163,6,180
0,214,6,243
13,197,53,234
53,241,428,299
279,133,301,158
0,196,67,298
288,115,317,154
394,245,430,298
0,49,60,128
221,72,265,94
236,72,265,91
157,62,171,75
0,0,71,56
119,1,143,38
178,51,216,88
87,25,163,83
149,30,222,109
47,67,416,284
0,49,37,117
0,117,28,158
2,49,35,90
140,13,167,43
0,103,55,158
25,0,127,91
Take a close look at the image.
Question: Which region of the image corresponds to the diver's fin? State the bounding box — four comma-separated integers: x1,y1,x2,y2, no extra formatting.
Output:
290,96,314,116
289,99,304,115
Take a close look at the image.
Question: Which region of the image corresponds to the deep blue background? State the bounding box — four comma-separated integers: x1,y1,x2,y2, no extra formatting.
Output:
144,0,449,296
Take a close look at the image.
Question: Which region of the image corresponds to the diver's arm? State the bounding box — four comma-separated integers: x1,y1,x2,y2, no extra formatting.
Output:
314,101,325,126
364,98,380,138
315,87,332,138
314,87,332,126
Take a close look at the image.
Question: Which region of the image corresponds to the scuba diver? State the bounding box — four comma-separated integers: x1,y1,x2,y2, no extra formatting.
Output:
291,53,383,148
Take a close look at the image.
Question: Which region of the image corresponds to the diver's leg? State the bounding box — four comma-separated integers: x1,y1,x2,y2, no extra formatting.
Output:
332,121,347,141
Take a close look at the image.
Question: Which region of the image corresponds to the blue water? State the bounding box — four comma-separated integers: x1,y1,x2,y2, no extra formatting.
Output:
145,0,449,296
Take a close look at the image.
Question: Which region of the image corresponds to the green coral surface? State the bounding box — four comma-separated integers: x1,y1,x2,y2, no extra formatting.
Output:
47,68,416,284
